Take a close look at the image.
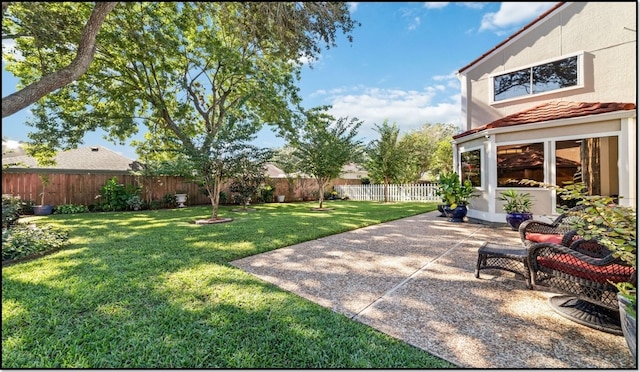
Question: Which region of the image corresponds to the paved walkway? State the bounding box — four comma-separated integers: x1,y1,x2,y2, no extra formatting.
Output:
230,211,635,368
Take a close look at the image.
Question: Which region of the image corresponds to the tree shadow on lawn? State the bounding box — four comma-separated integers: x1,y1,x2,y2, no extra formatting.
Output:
1,254,449,368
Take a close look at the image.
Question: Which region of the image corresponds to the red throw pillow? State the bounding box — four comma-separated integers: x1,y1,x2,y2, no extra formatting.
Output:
537,254,635,283
526,233,564,245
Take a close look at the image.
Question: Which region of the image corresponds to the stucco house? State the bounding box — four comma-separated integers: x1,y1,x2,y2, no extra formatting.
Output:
453,2,636,224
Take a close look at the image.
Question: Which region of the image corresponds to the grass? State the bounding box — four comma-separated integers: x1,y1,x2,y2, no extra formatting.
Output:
2,200,456,368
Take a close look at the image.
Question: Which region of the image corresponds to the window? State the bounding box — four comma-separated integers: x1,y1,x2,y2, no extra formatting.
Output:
497,143,544,187
493,55,579,102
555,136,619,209
460,149,481,187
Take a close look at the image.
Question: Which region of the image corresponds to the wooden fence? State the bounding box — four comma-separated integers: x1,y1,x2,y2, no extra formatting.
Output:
334,183,440,202
1,169,362,207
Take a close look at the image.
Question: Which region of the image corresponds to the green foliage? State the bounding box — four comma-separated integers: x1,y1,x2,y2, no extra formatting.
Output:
498,189,533,213
6,2,358,219
126,195,144,211
228,146,274,209
259,183,275,203
287,107,363,208
162,193,175,207
2,223,70,261
398,123,459,182
435,171,477,209
520,179,636,313
2,194,22,228
54,204,90,214
98,177,141,212
366,120,413,185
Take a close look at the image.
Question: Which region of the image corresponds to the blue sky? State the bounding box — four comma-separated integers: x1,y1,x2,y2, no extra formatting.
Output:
2,2,558,160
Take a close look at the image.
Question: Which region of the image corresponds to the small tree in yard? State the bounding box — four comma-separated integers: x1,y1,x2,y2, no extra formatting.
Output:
287,107,363,209
228,147,274,211
366,120,413,202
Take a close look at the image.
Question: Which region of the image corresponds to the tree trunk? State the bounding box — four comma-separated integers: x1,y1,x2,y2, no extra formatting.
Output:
2,2,118,118
210,174,222,220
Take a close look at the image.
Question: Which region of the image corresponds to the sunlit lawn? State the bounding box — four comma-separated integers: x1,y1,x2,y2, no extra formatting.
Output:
2,201,456,368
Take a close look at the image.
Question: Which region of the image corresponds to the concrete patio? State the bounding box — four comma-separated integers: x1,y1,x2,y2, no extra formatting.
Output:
230,210,636,368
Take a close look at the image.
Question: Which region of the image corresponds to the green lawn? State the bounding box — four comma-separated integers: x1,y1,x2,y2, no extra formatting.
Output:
2,201,455,368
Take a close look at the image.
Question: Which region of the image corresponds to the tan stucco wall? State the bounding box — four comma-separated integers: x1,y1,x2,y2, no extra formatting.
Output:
461,2,637,129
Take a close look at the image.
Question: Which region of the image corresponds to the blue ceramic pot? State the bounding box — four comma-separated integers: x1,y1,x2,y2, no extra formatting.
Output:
506,212,533,230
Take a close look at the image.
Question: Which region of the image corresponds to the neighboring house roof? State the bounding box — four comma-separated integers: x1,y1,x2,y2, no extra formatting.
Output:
2,144,139,171
340,162,369,179
264,163,287,178
453,101,637,139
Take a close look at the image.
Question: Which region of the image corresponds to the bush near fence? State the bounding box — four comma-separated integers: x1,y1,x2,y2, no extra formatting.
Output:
334,183,440,202
1,169,363,207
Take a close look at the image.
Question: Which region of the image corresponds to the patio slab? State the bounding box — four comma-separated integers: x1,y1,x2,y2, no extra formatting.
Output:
230,211,635,368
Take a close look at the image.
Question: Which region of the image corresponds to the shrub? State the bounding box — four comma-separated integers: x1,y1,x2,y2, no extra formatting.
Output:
55,204,90,214
2,223,70,261
20,199,35,215
2,194,22,228
97,177,141,211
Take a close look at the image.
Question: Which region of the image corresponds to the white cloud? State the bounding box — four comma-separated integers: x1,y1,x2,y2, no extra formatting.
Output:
480,2,557,32
310,77,462,143
424,2,449,10
2,39,24,61
458,2,485,10
408,16,421,31
348,2,359,13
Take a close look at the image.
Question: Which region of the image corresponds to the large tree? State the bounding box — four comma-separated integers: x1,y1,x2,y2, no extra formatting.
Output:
287,107,363,209
2,2,118,118
5,2,359,219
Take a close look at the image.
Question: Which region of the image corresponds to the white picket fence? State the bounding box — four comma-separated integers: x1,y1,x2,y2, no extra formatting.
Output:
334,183,440,202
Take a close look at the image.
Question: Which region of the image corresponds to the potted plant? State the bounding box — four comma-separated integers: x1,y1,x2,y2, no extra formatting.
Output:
33,174,53,216
498,189,534,230
524,180,636,357
126,195,143,211
436,171,477,222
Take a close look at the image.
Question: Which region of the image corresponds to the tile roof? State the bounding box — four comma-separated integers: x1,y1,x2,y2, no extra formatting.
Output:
453,101,636,139
2,145,138,171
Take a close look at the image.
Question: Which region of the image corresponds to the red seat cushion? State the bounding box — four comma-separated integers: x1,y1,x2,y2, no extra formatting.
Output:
526,233,564,245
537,254,635,283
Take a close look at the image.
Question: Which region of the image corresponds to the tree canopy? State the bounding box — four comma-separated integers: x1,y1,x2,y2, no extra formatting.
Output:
2,2,118,118
287,107,363,209
3,2,359,219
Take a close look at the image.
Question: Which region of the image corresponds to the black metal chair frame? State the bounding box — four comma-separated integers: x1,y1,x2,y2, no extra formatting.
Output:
527,237,636,335
519,205,587,247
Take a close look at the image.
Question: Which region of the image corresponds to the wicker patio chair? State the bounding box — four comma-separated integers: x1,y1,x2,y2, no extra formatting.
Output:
528,238,636,334
519,205,587,247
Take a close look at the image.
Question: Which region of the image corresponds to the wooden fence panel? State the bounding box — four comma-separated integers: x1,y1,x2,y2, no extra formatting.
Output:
2,171,365,207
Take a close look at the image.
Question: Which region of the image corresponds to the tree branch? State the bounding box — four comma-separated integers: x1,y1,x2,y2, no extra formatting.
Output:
2,2,118,118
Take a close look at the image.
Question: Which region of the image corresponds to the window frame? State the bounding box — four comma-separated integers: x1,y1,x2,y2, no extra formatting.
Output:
459,146,484,189
489,52,584,104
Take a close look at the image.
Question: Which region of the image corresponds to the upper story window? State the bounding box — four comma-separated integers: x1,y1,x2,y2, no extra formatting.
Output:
492,53,581,102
